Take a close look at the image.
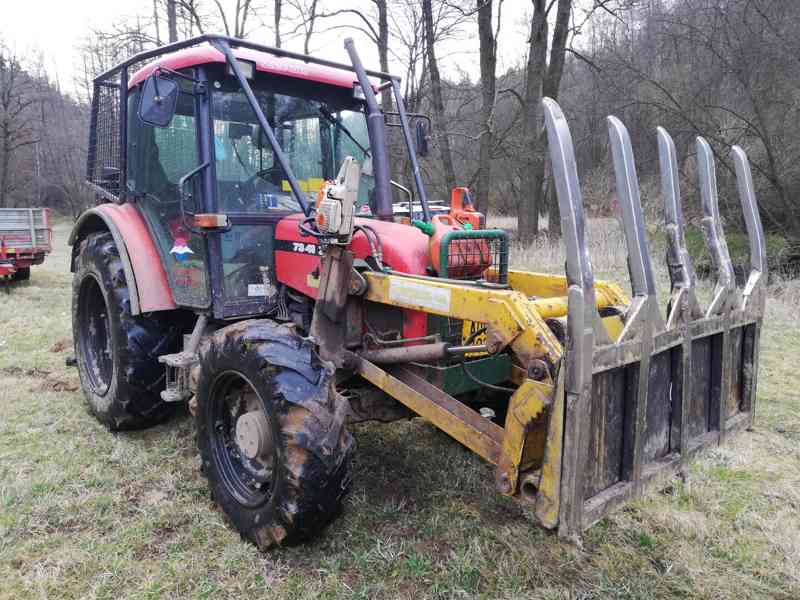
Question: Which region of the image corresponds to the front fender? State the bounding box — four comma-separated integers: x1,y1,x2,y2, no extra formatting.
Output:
70,204,176,315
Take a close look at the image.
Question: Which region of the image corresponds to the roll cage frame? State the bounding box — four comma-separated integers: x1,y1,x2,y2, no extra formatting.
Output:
86,34,433,223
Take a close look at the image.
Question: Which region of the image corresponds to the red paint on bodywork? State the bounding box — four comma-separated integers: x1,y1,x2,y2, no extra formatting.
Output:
129,46,369,90
95,204,176,313
275,215,432,339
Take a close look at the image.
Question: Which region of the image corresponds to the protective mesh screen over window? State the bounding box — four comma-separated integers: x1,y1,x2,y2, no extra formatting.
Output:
87,81,122,198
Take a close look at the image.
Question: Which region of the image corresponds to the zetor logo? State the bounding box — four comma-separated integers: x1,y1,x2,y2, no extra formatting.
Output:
292,242,321,255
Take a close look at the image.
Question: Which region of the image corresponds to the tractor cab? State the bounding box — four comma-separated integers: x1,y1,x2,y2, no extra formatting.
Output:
123,46,380,319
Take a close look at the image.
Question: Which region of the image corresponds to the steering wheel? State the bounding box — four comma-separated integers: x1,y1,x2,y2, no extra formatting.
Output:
243,166,283,189
237,167,285,207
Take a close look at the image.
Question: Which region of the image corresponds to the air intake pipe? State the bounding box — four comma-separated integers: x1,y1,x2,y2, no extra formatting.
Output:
344,38,393,221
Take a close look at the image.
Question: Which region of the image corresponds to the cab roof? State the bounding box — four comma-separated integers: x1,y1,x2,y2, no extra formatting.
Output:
129,44,362,90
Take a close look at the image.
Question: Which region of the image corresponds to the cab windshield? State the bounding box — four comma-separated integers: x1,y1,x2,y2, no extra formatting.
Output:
211,74,373,213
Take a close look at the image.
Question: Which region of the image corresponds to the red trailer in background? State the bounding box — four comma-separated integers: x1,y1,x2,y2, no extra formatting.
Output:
0,208,52,282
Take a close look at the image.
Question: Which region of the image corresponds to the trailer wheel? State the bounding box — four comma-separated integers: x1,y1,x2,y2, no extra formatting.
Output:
13,267,30,281
194,320,353,550
72,232,177,430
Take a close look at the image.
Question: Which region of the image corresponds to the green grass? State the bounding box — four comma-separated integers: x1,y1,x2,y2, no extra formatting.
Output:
1,222,799,599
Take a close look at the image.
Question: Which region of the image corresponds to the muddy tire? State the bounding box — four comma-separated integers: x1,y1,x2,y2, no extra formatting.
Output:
194,319,353,550
72,231,178,430
13,267,30,281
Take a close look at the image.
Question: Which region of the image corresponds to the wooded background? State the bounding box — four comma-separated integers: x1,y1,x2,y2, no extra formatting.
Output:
1,0,799,248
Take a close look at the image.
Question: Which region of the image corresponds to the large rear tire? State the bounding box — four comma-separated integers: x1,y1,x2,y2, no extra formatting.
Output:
72,231,178,430
12,267,30,281
194,319,353,550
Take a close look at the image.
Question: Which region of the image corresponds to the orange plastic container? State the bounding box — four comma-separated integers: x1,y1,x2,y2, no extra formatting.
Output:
449,187,485,230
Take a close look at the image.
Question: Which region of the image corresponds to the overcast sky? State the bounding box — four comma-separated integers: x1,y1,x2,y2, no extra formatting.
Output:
0,0,552,96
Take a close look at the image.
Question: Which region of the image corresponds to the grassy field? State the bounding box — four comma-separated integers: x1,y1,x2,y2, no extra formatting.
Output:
1,221,799,599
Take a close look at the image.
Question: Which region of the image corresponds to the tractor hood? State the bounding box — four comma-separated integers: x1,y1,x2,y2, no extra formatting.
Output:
274,214,430,299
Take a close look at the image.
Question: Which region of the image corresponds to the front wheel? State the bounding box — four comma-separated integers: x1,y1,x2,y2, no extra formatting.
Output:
194,320,353,550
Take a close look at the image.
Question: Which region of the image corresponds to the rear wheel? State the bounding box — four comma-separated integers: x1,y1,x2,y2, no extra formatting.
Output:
72,231,178,430
12,267,30,281
194,320,353,550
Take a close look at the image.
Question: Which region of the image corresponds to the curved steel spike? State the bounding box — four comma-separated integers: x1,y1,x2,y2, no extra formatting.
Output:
696,137,738,316
657,127,701,328
543,96,607,538
543,97,601,396
731,146,767,311
607,115,664,337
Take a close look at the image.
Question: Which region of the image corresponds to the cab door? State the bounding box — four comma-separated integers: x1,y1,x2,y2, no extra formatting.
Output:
126,77,211,309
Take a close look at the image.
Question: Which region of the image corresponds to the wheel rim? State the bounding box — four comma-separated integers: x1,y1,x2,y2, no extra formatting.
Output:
209,371,277,508
78,275,113,396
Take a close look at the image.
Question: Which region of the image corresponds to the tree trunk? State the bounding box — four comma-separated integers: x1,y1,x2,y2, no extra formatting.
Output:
475,0,496,214
274,0,282,47
167,0,178,43
422,0,456,192
375,0,391,113
519,0,571,242
543,0,571,239
0,141,9,208
518,0,548,243
303,0,319,55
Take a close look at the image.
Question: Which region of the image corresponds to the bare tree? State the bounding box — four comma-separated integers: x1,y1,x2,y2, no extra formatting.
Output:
422,0,457,191
0,46,39,208
274,0,283,46
285,0,319,54
474,0,500,213
517,0,571,241
168,0,179,42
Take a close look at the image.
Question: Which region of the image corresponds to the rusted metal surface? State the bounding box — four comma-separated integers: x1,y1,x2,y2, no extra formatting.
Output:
542,98,767,537
359,342,450,364
352,354,506,465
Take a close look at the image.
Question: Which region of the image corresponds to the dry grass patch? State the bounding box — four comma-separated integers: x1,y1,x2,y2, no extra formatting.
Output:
0,221,798,599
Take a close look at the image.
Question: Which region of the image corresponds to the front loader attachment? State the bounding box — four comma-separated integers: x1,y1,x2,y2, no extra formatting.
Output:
345,98,765,540
541,99,767,536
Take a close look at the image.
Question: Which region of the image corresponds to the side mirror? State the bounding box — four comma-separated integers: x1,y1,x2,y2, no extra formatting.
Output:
415,120,429,157
139,72,179,128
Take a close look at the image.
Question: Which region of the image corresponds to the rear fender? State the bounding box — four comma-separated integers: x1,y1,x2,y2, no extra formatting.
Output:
69,204,176,315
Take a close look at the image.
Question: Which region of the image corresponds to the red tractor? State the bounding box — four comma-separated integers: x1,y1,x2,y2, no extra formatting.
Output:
71,35,767,550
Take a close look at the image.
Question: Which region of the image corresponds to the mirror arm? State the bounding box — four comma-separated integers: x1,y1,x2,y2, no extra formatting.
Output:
154,66,202,86
390,180,414,206
178,161,211,234
383,111,432,129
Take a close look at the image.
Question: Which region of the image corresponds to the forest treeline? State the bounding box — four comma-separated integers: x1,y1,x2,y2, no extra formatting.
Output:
1,0,799,247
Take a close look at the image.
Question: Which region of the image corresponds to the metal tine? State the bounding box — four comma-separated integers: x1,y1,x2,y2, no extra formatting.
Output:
731,146,767,309
696,137,738,316
657,127,702,328
542,98,607,388
543,96,607,536
607,116,665,338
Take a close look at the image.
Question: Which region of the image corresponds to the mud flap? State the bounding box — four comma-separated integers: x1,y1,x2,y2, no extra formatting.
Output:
539,99,767,536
